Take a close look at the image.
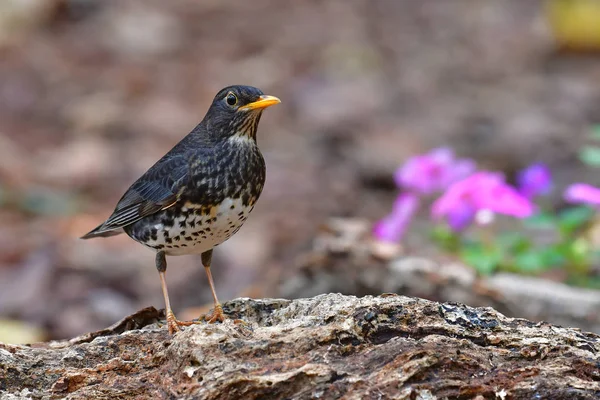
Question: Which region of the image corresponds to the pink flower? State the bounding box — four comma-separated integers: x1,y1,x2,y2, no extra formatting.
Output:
517,163,553,199
373,193,420,242
394,147,476,195
564,183,600,206
432,172,535,231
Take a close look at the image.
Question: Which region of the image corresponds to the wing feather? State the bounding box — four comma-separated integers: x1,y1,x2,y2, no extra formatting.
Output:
81,154,190,239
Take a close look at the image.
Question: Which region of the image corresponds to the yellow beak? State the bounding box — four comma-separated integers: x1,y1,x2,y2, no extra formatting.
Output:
240,95,281,111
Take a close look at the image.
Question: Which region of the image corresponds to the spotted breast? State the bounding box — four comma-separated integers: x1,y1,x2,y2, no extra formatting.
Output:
132,198,254,256
123,134,266,257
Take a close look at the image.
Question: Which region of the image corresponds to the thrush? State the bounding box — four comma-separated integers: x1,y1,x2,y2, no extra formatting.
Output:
81,85,280,334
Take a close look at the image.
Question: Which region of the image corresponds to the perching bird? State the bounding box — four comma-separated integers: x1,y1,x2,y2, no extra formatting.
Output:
81,85,280,334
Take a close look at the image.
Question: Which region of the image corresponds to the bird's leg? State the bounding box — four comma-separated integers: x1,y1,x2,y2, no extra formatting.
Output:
156,251,196,334
201,249,226,323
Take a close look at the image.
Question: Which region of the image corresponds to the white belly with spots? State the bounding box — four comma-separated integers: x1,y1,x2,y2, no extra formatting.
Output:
145,197,253,256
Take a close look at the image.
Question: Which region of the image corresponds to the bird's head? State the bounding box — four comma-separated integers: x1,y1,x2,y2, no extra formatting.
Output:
203,85,280,142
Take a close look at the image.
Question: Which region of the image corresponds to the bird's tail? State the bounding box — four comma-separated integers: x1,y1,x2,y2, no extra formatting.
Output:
80,223,124,239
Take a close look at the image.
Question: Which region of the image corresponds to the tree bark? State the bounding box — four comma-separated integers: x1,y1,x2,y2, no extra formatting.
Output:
1,293,599,399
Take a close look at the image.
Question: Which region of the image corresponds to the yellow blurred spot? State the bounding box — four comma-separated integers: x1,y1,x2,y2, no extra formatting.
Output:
546,0,600,51
585,215,600,248
0,319,46,345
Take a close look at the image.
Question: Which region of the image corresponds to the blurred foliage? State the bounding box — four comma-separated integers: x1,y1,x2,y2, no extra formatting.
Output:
433,205,600,287
429,125,600,288
578,126,600,167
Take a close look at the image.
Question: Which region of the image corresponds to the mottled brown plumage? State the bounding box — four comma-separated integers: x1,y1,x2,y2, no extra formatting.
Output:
82,85,280,334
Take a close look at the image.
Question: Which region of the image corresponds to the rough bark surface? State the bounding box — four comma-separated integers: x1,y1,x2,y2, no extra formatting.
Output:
1,293,599,400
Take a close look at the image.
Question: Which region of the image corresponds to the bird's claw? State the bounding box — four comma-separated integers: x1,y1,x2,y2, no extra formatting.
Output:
166,311,201,334
203,304,226,323
164,304,227,333
166,311,181,335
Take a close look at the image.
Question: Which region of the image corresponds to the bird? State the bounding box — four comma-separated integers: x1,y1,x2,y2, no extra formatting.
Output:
81,85,280,334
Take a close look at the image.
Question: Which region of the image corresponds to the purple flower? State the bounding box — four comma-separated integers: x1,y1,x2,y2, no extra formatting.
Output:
517,163,552,199
373,193,420,242
432,172,535,231
394,147,476,195
446,201,477,231
564,183,600,206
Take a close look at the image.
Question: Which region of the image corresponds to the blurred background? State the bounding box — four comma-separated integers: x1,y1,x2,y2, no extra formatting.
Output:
1,0,600,343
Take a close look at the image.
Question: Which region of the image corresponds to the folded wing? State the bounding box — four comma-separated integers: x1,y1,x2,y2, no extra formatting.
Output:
81,154,189,239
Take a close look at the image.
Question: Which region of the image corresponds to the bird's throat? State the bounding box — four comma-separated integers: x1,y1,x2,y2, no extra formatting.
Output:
230,111,262,142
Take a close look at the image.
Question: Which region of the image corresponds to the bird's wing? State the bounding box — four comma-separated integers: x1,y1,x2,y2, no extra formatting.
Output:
81,154,190,238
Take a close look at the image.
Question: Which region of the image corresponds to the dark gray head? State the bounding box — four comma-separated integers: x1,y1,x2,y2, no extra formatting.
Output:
202,85,280,141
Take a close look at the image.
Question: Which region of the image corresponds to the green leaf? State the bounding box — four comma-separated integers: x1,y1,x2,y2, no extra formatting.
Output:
578,145,600,167
496,232,532,253
590,249,600,264
523,212,556,229
557,206,595,235
556,238,592,275
568,238,590,264
431,224,460,251
539,247,567,267
460,244,502,276
589,125,600,141
513,251,548,273
565,275,600,289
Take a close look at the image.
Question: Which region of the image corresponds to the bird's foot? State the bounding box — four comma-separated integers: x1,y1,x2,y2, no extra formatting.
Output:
203,303,226,324
166,310,200,334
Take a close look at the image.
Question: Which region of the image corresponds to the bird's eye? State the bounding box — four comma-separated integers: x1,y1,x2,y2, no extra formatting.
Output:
225,92,237,106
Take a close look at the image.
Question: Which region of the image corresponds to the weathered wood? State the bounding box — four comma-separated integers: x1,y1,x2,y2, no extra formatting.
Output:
1,293,599,399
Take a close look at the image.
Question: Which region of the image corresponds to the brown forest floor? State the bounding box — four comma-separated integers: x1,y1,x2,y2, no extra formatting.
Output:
1,0,600,341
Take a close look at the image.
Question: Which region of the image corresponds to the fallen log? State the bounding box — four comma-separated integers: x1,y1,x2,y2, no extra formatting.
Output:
1,293,599,399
